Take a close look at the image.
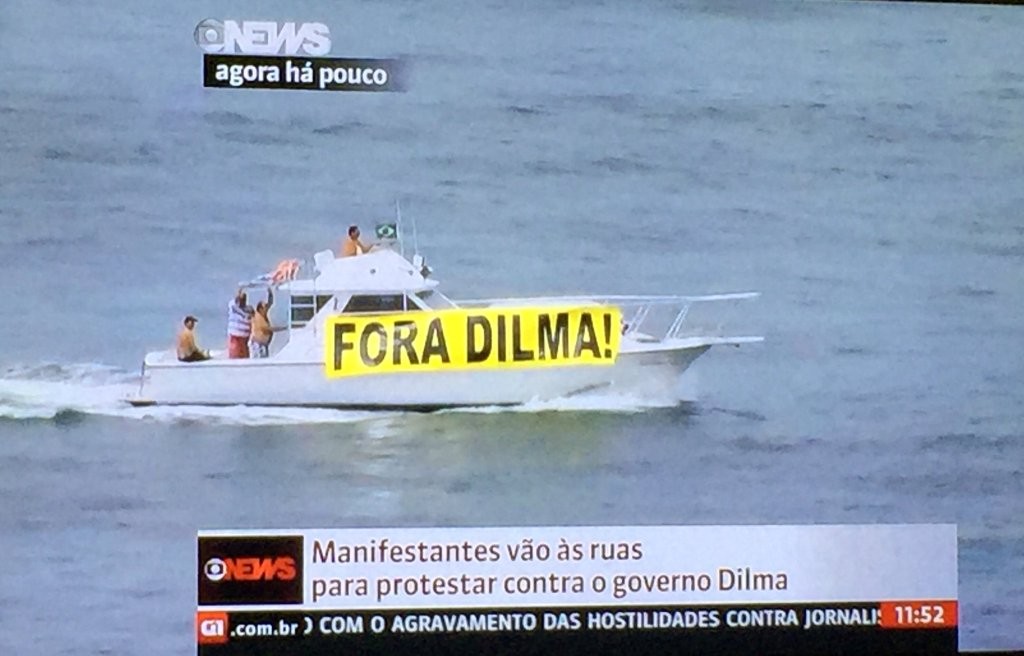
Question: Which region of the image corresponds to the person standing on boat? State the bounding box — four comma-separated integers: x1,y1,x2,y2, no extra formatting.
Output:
227,289,254,359
249,290,281,358
340,225,374,257
177,316,210,362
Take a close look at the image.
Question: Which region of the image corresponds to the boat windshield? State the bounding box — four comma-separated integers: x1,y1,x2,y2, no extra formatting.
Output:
416,290,456,309
342,294,421,313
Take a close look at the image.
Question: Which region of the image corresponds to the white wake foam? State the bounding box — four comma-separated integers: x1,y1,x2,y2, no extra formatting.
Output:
0,363,137,420
0,362,698,425
440,391,678,416
442,371,699,416
0,363,376,425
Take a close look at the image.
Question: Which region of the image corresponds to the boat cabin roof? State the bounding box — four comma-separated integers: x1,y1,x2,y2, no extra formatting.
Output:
278,248,438,295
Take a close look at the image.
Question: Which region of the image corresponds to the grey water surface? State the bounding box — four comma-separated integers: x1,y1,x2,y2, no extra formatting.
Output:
1,0,1022,652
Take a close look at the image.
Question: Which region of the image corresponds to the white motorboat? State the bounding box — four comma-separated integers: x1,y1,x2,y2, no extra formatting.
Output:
131,238,761,410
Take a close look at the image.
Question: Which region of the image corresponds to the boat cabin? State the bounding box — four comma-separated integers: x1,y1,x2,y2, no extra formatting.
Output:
252,248,455,359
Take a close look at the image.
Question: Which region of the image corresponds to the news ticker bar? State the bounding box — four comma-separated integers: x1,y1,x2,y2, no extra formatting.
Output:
196,604,957,656
203,54,405,91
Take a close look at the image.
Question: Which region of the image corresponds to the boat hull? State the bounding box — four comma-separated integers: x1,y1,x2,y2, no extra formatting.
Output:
133,345,712,409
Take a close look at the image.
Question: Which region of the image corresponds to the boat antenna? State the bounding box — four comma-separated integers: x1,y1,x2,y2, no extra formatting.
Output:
395,198,405,258
401,195,417,254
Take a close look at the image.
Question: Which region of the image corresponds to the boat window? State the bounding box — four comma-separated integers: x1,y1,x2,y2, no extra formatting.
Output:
289,294,334,327
342,294,418,313
290,306,315,324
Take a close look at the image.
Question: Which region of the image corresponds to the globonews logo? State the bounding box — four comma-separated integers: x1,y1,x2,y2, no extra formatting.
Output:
194,19,331,56
203,556,297,582
196,611,229,645
198,536,303,605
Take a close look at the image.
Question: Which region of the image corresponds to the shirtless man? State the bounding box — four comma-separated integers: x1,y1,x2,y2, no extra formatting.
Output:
249,291,282,358
176,316,210,362
340,225,374,257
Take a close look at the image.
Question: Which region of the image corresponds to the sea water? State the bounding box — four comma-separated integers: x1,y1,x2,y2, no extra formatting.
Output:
1,0,1022,651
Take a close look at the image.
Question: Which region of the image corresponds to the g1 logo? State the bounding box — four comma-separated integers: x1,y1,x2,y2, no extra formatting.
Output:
199,618,225,637
196,612,229,645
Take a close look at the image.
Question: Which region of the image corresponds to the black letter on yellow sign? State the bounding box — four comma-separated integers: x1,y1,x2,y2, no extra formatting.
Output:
422,318,450,364
393,320,419,365
333,323,356,371
603,313,613,358
574,313,601,358
360,322,388,366
538,312,569,360
511,315,534,362
496,315,506,362
467,315,490,363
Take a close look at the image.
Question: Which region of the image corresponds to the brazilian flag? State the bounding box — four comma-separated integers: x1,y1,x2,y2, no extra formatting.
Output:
375,223,398,240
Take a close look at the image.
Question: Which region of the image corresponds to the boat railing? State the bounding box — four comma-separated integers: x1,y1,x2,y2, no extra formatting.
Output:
456,292,759,341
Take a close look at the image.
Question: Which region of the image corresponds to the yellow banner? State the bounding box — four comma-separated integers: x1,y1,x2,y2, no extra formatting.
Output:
324,305,621,378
